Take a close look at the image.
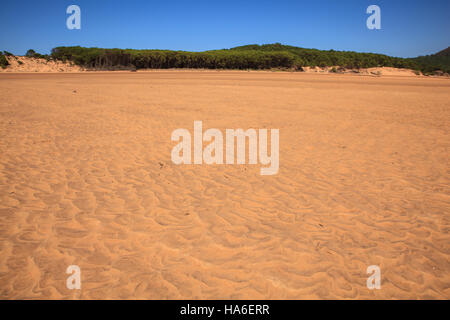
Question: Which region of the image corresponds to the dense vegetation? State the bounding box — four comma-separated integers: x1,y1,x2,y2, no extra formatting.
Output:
3,44,450,74
0,51,10,69
412,47,450,74
50,46,298,70
49,44,449,74
228,43,419,70
26,49,51,60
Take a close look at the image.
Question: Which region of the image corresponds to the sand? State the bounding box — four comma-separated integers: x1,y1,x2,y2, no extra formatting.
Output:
0,56,436,77
302,66,421,77
0,71,449,299
1,56,83,73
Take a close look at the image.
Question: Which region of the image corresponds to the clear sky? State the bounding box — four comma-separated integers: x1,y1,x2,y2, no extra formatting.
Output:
0,0,449,57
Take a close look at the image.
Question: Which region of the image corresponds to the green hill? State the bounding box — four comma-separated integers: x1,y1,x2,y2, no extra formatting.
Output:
434,47,450,57
412,47,450,74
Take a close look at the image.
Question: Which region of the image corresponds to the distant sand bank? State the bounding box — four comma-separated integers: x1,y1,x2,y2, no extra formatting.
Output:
2,56,448,77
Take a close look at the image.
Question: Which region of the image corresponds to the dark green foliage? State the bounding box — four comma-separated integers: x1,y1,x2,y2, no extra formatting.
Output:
0,52,9,69
3,51,13,57
433,47,450,57
25,49,36,57
411,47,450,75
51,46,297,70
26,49,51,60
229,44,419,70
49,44,450,74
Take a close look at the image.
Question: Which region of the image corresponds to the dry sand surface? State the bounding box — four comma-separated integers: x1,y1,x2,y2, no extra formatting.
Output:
0,71,449,299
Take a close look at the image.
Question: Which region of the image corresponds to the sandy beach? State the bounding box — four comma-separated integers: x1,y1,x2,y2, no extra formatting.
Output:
0,71,449,299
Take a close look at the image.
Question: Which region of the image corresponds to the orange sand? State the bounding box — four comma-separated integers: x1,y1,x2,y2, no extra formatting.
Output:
1,56,82,73
0,71,449,299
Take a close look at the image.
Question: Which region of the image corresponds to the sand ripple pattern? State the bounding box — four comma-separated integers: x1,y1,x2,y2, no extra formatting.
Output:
0,72,449,299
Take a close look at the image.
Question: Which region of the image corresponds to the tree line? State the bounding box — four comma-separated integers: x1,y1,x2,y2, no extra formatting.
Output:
3,44,449,74
50,46,298,70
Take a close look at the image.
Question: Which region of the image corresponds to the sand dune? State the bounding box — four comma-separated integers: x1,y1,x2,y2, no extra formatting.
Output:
0,71,449,299
0,56,82,73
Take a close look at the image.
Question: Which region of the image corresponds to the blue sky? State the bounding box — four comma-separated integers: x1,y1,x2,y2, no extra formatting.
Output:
0,0,449,57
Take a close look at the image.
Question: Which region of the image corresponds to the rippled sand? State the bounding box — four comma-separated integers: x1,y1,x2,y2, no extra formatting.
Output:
0,71,449,299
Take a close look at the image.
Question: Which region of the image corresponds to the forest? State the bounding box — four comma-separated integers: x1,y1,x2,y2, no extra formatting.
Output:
411,47,450,74
4,44,450,74
50,46,298,70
